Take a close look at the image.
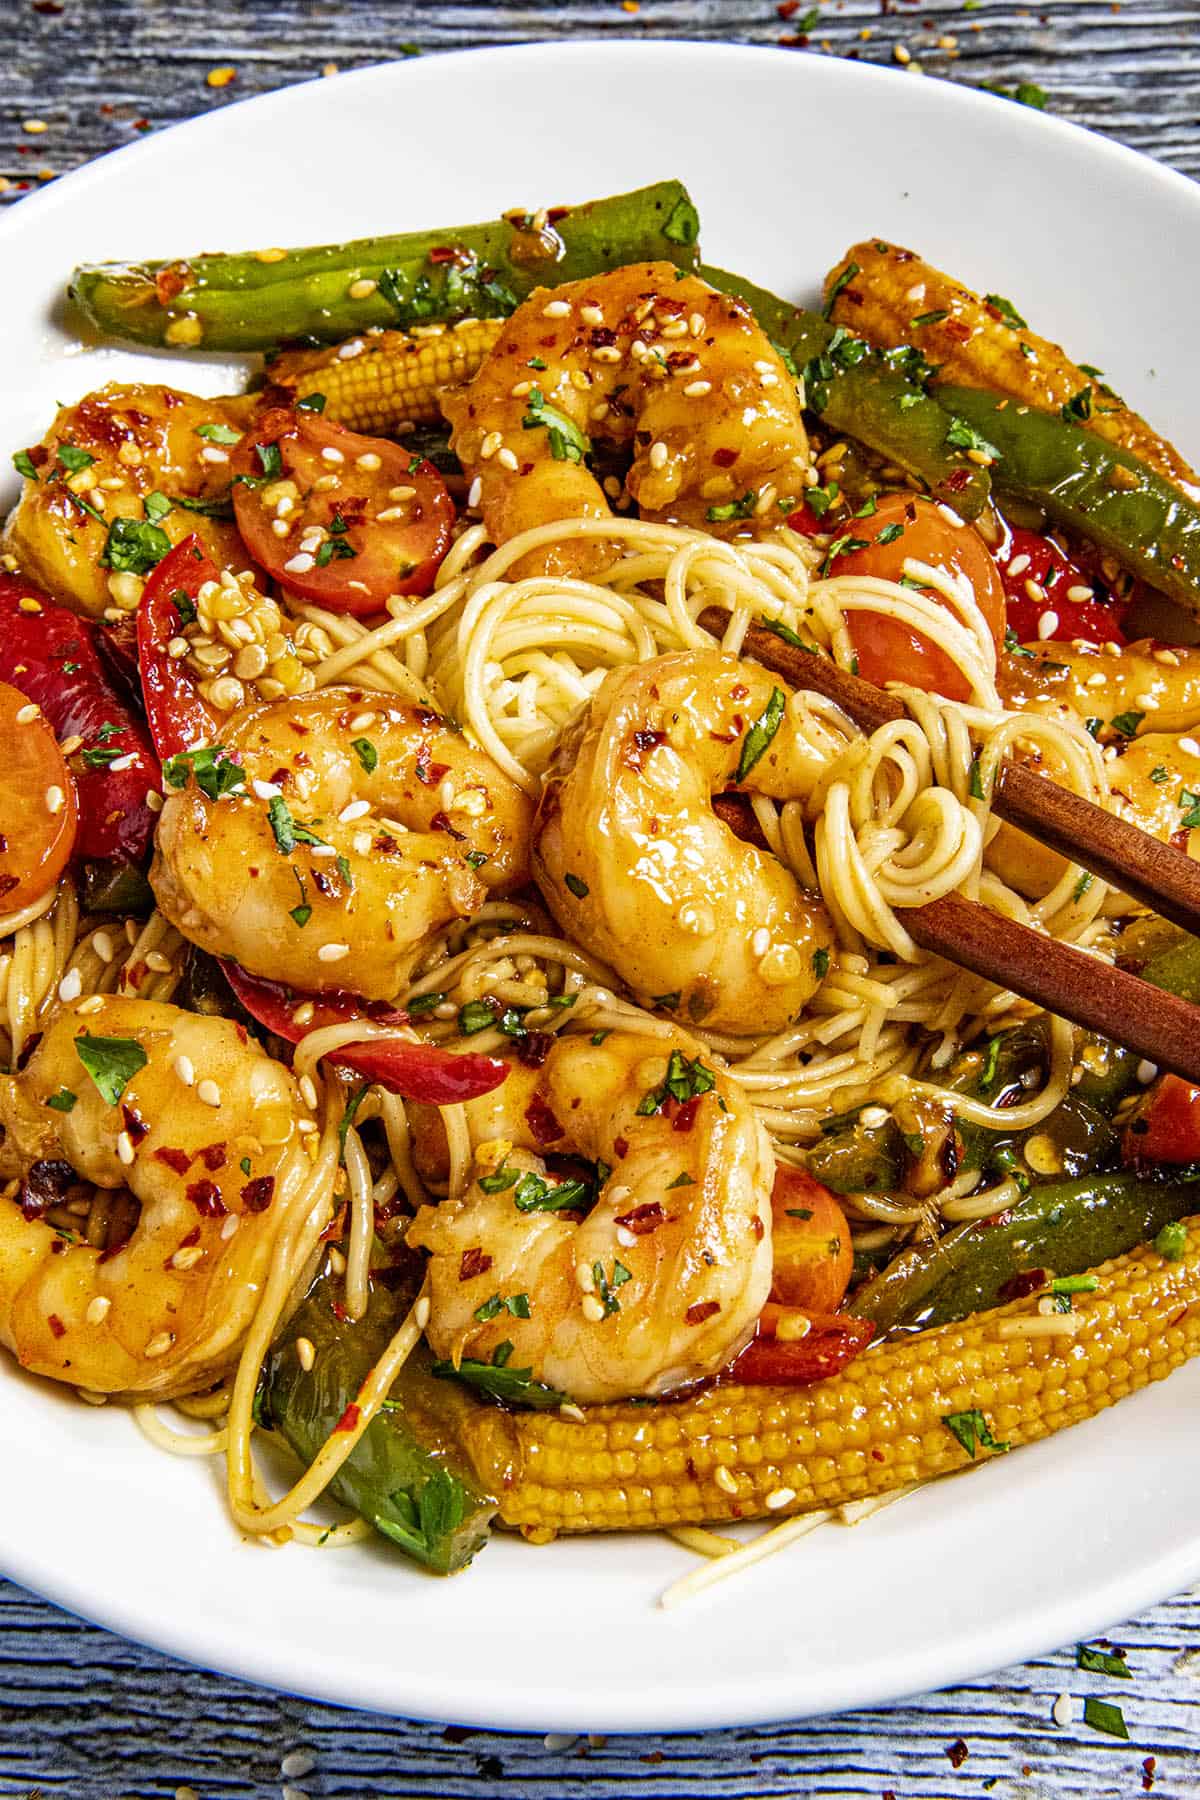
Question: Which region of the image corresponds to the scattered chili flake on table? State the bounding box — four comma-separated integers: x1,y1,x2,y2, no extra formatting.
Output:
205,65,236,88
945,1737,969,1768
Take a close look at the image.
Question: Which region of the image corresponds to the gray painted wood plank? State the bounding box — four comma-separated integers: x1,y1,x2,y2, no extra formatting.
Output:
2,1,1200,1792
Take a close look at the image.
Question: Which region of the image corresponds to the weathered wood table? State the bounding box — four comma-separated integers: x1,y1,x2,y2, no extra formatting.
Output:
3,1,1200,1793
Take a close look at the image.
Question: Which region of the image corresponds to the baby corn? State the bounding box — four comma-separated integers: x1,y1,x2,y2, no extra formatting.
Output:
266,318,506,435
496,1218,1200,1533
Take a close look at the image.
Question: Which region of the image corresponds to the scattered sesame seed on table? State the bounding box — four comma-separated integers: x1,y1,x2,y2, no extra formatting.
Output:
4,0,1200,1793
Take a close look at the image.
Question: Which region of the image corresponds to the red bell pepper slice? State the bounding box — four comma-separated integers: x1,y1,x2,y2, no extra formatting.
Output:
728,1303,874,1386
0,570,159,868
1123,1072,1200,1167
998,526,1129,648
137,536,222,760
221,961,509,1105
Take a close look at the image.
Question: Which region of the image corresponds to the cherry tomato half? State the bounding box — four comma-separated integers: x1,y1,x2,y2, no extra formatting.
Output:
819,492,1006,701
232,408,455,616
769,1165,853,1314
0,680,78,911
997,525,1129,649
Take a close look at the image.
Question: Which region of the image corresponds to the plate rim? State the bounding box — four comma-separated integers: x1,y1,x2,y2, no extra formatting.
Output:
3,36,1200,1732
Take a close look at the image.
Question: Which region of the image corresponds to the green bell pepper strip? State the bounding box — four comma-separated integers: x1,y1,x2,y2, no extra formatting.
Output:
262,1269,505,1574
936,384,1200,611
847,1169,1200,1336
701,265,991,519
68,181,702,354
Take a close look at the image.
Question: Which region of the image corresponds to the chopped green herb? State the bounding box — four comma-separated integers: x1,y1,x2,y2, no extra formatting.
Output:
521,386,590,464
1061,385,1094,424
592,1258,632,1316
162,744,246,802
941,1408,1010,1458
736,686,786,782
1155,1220,1188,1261
911,309,950,327
12,449,39,481
981,80,1048,110
240,1156,252,1177
875,521,904,546
1178,788,1200,829
297,392,326,413
315,535,356,568
1082,1696,1128,1741
337,1082,369,1154
667,1171,695,1189
526,356,547,371
707,491,758,524
823,260,860,320
1004,627,1036,659
266,795,328,855
432,1349,569,1408
1085,717,1103,739
1110,710,1144,738
74,1033,148,1107
374,1466,469,1561
637,1049,716,1116
812,946,831,979
784,1206,814,1221
564,871,590,899
945,417,1001,462
979,1034,1003,1092
1073,871,1095,902
653,991,682,1011
1150,764,1169,784
514,1172,590,1214
806,481,840,520
771,339,800,379
759,616,816,654
57,443,95,474
1077,1643,1131,1678
406,990,445,1015
351,736,378,775
478,1165,519,1194
1052,1274,1099,1296
819,533,869,576
142,490,172,524
196,421,242,445
99,516,171,575
290,903,312,928
465,850,489,869
473,1291,532,1323
968,755,988,801
457,999,498,1036
984,293,1029,330
45,1087,77,1113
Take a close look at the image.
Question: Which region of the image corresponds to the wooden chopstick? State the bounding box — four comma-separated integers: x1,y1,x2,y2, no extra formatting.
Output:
699,606,1200,937
698,605,1200,1086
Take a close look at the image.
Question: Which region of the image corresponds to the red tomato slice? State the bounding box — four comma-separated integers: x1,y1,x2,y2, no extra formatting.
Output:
221,961,509,1106
769,1165,853,1314
997,525,1129,649
817,492,1006,701
729,1304,874,1386
0,680,78,911
1123,1073,1200,1167
232,408,455,616
137,536,222,760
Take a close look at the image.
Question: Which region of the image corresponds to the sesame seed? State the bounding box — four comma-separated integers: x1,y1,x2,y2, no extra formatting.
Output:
145,951,172,974
45,784,65,815
467,477,482,508
167,636,190,659
649,440,669,471
171,1245,203,1271
542,299,571,318
581,1294,606,1322
317,942,349,962
145,1331,174,1359
18,597,42,614
58,734,84,756
510,380,533,398
338,798,370,823
559,1402,586,1423
321,446,344,466
415,1295,431,1330
108,753,136,773
479,431,502,461
348,277,378,300
299,1074,319,1111
116,1131,135,1166
355,451,382,471
1181,737,1200,757
1154,647,1181,667
15,703,40,725
348,710,377,731
86,1296,111,1326
496,447,519,472
388,484,417,503
683,379,712,398
200,445,229,465
714,1465,738,1496
580,303,604,326
1134,691,1158,709
765,1486,796,1510
1137,1059,1158,1084
1037,610,1059,639
327,1245,346,1274
292,1002,316,1027
1066,583,1094,602
92,930,115,965
575,1263,596,1294
283,553,315,575
860,1105,890,1128
146,790,164,813
591,344,621,363
175,1788,201,1800
1024,578,1046,604
296,1336,316,1373
77,995,105,1015
197,1078,221,1107
309,843,337,858
1052,1692,1075,1729
252,779,282,801
751,926,771,957
58,969,83,1003
615,1225,637,1248
23,118,49,133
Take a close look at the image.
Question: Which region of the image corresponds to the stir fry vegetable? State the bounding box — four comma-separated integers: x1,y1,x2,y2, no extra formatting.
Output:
68,181,702,353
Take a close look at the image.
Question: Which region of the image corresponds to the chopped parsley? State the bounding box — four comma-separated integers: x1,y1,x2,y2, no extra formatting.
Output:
374,1467,470,1563
875,521,904,546
234,441,283,490
910,309,950,327
1150,764,1170,784
351,736,378,775
806,480,840,519
706,491,758,524
458,999,499,1035
478,1165,519,1194
968,755,988,801
1084,717,1103,740
267,795,328,855
1154,1220,1188,1261
240,1157,252,1177
74,1033,149,1107
290,903,312,928
1178,788,1200,829
526,356,546,371
337,1082,369,1154
759,616,817,654
736,686,786,782
1061,385,1094,424
142,490,172,524
812,947,831,979
1004,627,1036,659
12,449,39,481
981,80,1048,110
984,293,1029,330
785,1206,814,1221
45,1087,77,1113
819,533,869,576
1110,710,1144,739
637,1049,716,1116
195,421,242,445
99,516,171,575
432,1348,568,1409
315,533,356,568
473,1291,532,1323
514,1172,591,1214
941,1409,1010,1458
162,744,246,802
521,386,590,464
667,1171,695,1189
406,990,445,1015
1082,1697,1129,1741
1077,1643,1131,1678
945,417,1001,462
297,392,326,413
1051,1274,1099,1296
980,1035,1003,1092
57,443,95,474
592,1258,632,1316
823,259,860,319
564,872,589,899
1073,871,1095,902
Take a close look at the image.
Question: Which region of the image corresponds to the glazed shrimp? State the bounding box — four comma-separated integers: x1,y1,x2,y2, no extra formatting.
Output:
533,649,836,1035
152,687,534,1000
407,1029,774,1403
440,262,810,578
0,995,321,1398
5,384,253,619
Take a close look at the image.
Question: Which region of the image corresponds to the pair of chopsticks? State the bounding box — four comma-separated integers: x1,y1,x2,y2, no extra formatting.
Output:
698,606,1200,1088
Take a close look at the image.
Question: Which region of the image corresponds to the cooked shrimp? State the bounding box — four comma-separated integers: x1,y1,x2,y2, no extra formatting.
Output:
0,995,320,1398
5,384,253,619
440,262,811,578
533,649,835,1035
152,687,534,1000
407,1028,774,1403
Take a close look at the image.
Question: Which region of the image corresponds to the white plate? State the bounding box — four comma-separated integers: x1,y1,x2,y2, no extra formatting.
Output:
3,40,1200,1734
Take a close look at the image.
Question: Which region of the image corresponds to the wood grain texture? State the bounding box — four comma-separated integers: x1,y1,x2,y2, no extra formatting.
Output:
4,2,1200,1794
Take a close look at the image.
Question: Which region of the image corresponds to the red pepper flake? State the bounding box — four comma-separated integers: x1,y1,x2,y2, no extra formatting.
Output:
525,1093,564,1145
48,1314,66,1339
613,1135,630,1159
19,1158,76,1220
335,1402,361,1434
1143,1756,1157,1791
186,1178,226,1218
614,1201,665,1236
672,1096,701,1133
240,1175,275,1213
459,1246,493,1281
178,1226,201,1249
154,1146,192,1175
331,1299,350,1323
712,446,739,467
685,1300,721,1325
516,1030,554,1069
414,740,449,786
120,1103,150,1145
998,1267,1047,1302
943,317,972,344
945,1739,969,1769
199,1141,227,1171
